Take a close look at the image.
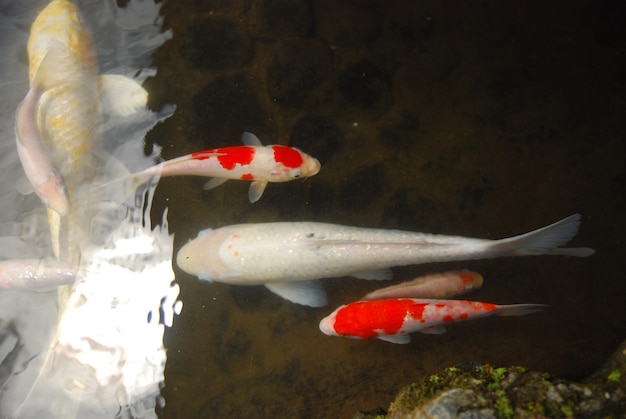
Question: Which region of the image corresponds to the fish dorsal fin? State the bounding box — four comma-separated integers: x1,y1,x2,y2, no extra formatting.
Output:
242,131,263,146
31,51,62,89
248,181,267,203
99,74,148,117
352,269,393,281
420,326,447,334
265,280,328,307
203,177,228,190
378,334,411,344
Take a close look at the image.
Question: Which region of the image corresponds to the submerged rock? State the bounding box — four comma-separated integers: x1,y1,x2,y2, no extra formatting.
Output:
355,339,626,418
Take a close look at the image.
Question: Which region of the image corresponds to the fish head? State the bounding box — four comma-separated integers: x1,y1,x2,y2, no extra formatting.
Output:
176,227,240,282
319,310,340,337
299,152,321,178
269,146,321,181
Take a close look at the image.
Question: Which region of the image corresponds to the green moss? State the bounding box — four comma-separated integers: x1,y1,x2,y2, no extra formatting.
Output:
491,367,508,383
524,401,544,415
487,381,500,391
428,374,441,385
607,369,621,384
494,390,513,419
560,405,573,417
447,366,459,374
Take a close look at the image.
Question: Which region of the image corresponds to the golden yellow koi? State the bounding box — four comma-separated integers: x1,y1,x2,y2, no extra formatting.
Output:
27,0,100,262
26,0,147,262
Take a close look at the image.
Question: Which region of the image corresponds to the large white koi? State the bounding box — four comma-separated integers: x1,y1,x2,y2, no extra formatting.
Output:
176,214,594,307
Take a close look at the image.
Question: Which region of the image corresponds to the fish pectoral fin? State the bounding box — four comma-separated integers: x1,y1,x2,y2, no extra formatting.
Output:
99,74,148,117
197,274,213,282
197,227,214,237
241,131,263,146
378,334,411,344
420,326,447,335
248,181,267,203
16,175,35,195
265,280,328,307
203,177,228,190
352,269,393,281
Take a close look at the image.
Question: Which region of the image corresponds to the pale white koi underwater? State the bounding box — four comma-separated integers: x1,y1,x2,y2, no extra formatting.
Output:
177,214,594,307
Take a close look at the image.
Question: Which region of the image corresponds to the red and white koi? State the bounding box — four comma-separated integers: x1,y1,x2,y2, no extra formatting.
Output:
319,298,547,344
104,132,321,203
176,214,594,307
362,270,483,300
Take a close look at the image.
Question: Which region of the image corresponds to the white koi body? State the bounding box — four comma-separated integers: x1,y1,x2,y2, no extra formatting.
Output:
319,298,547,344
113,132,321,203
177,214,594,307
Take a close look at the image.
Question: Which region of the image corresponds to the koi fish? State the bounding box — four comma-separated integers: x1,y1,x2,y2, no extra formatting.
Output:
0,258,78,290
319,298,547,344
15,53,70,216
99,132,321,203
176,214,594,307
26,0,149,261
362,270,483,300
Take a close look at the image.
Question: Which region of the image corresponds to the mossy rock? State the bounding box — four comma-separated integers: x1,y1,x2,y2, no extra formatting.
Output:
355,340,626,418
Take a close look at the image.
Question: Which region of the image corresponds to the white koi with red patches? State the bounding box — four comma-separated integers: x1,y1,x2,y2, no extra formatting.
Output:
176,214,594,307
103,132,321,203
319,298,547,344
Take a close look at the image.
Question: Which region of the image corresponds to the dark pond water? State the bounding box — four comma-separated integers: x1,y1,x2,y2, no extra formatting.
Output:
139,1,626,417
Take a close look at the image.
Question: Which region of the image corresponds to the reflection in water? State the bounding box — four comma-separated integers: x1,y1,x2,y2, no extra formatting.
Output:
0,0,176,417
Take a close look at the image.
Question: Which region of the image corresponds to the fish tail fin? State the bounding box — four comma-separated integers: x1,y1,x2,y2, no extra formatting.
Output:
496,303,549,316
91,169,154,192
489,214,595,257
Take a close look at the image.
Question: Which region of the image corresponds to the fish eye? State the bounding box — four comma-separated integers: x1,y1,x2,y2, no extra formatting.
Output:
291,169,302,179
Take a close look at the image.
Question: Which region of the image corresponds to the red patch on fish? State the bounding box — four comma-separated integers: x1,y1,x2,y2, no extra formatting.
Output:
481,302,498,312
332,299,426,339
272,145,303,168
240,173,254,180
193,146,255,170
